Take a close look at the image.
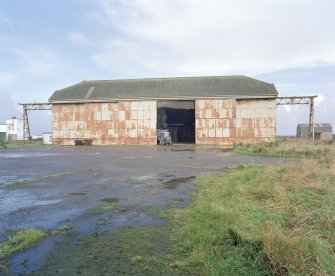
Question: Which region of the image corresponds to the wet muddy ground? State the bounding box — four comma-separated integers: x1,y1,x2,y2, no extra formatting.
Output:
0,145,288,275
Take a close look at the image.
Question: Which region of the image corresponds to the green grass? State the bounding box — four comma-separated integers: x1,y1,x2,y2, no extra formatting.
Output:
6,144,43,148
1,172,70,187
83,203,120,217
4,140,45,147
234,140,334,161
0,226,74,273
0,228,45,259
168,145,335,275
0,225,73,261
36,227,174,275
83,201,164,217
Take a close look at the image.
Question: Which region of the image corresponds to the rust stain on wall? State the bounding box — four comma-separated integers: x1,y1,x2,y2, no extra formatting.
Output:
195,98,275,145
53,101,157,145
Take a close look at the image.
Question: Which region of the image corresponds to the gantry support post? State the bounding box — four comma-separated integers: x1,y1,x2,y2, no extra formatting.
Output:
22,105,31,141
308,97,315,141
276,95,317,141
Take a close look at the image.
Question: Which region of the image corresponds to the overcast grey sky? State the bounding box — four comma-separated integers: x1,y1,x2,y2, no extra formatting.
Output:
0,0,334,135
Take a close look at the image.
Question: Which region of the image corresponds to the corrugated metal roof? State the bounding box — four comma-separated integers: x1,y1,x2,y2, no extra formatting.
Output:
297,123,332,133
49,75,278,103
298,123,332,128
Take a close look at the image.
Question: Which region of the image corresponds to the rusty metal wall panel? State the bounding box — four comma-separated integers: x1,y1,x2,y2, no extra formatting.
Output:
235,99,276,143
195,98,276,145
52,101,157,145
195,99,237,145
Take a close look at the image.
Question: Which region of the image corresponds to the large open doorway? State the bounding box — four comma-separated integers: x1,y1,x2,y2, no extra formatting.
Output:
157,100,195,144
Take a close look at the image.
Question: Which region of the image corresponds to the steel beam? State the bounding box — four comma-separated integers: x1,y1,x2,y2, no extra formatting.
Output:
275,96,317,105
19,103,52,110
19,103,52,141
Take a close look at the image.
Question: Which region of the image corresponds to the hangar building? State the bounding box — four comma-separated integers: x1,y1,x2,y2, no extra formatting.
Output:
49,76,278,145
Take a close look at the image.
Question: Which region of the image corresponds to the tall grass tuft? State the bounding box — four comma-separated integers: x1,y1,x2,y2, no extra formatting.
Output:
169,141,335,275
0,228,45,259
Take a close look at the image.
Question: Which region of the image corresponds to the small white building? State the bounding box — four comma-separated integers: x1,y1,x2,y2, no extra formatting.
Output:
2,117,24,141
43,132,52,144
0,124,6,141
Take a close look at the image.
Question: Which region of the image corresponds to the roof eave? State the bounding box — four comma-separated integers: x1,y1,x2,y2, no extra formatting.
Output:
49,94,278,104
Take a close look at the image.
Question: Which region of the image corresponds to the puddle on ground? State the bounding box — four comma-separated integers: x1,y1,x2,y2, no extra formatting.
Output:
0,174,18,186
4,195,60,212
10,233,69,275
1,207,84,232
34,199,62,206
69,192,86,196
0,170,57,186
220,148,234,152
0,190,38,214
0,153,61,159
132,175,155,181
163,176,196,189
101,197,119,203
157,173,176,182
9,210,166,275
171,148,195,152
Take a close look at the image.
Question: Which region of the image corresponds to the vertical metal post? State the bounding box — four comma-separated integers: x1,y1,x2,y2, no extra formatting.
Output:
23,105,26,141
308,97,315,141
22,105,31,141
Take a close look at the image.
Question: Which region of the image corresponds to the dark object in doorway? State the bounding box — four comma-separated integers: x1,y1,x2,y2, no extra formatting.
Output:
75,139,93,146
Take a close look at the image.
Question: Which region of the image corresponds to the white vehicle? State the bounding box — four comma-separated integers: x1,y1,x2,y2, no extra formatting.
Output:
157,129,172,145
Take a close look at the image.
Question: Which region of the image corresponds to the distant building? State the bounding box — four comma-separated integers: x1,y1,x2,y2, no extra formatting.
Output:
297,123,332,140
0,117,24,141
6,117,24,141
32,135,43,140
0,124,6,141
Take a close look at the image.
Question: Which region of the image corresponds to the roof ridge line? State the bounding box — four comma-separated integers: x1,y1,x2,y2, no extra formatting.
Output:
78,75,247,83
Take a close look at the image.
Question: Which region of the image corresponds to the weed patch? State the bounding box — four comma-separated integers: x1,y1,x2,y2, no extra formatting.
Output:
84,202,120,216
0,228,45,259
100,197,119,203
49,226,74,236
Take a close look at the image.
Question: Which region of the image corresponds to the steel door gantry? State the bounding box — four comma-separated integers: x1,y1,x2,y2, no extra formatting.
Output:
18,103,52,141
275,96,317,140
